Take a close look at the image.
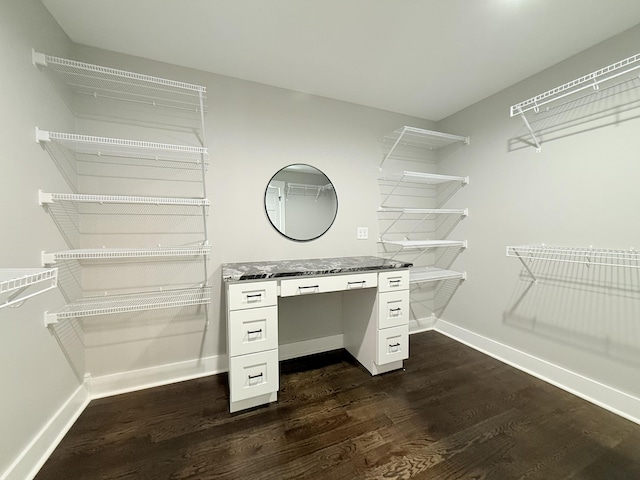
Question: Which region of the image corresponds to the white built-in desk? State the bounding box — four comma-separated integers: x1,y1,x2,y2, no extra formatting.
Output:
222,256,412,413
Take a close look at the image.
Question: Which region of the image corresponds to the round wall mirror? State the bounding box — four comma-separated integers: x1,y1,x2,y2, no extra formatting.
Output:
265,164,338,241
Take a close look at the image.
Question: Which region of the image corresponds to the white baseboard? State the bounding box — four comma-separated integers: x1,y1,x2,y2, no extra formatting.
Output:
1,381,90,480
90,354,228,399
434,319,640,426
279,334,344,361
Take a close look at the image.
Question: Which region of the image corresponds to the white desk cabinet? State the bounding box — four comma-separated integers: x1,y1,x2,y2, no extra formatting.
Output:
223,256,411,413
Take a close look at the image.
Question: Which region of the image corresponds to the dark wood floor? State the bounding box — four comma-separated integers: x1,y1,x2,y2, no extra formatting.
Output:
36,332,640,479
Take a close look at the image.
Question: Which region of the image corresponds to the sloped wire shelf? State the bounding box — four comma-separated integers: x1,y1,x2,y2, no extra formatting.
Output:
1,268,58,309
379,171,469,185
38,190,210,207
506,244,640,283
36,128,208,168
410,266,466,284
378,172,469,208
44,286,211,325
378,208,468,239
381,126,469,167
33,50,207,113
381,240,467,249
41,245,211,265
510,51,640,151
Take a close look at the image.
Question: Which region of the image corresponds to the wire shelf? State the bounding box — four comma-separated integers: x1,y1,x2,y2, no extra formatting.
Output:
1,268,58,309
41,245,211,265
378,207,468,215
381,126,469,167
379,171,469,186
410,266,466,284
33,50,207,114
36,129,208,168
507,245,640,268
511,52,640,117
39,190,210,207
380,240,467,249
45,286,211,324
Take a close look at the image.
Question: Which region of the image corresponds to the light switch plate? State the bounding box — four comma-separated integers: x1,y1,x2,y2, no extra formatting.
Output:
357,227,368,240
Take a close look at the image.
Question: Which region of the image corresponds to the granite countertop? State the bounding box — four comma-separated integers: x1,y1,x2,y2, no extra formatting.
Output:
222,256,412,282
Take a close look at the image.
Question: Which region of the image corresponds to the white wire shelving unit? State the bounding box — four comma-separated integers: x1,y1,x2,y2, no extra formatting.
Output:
1,268,58,309
36,128,208,169
506,244,640,283
44,286,211,325
41,246,211,265
510,52,640,152
34,50,212,327
32,50,207,114
380,126,469,167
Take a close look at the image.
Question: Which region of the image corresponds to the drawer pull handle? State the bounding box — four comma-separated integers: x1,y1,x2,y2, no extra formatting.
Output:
247,329,263,335
389,307,402,316
248,373,264,380
298,285,319,294
246,293,263,302
389,279,402,285
390,308,402,312
347,281,366,288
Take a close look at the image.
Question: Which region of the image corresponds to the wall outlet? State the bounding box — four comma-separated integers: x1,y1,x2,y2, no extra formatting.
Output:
357,227,368,240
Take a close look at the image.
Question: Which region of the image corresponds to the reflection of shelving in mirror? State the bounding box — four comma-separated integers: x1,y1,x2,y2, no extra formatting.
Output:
1,268,58,309
44,286,211,325
33,50,207,114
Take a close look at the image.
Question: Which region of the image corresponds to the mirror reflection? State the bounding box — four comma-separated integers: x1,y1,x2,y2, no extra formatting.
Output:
265,164,338,241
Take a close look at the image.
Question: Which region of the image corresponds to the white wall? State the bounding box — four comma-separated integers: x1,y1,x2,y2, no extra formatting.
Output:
0,1,86,478
436,24,640,401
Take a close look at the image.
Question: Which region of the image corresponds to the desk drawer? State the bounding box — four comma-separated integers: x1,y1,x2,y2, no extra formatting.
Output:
378,270,410,293
376,324,409,365
280,272,377,297
229,349,279,403
378,290,410,329
229,306,278,357
228,281,277,311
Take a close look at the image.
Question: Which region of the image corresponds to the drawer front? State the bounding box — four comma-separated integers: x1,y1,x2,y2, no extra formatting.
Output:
378,290,410,329
280,272,378,297
228,281,277,311
229,349,279,403
229,306,278,357
376,324,409,365
378,270,410,293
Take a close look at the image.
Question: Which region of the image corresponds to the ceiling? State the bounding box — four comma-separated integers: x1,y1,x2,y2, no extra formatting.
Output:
41,0,640,121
